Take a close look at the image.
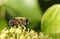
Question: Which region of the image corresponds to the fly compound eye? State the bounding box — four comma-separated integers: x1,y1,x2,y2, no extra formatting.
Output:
25,18,29,25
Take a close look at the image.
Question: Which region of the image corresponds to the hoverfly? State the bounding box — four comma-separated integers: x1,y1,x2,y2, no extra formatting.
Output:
9,17,29,27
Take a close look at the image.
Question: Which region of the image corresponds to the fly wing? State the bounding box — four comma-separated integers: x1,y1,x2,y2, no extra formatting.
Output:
9,18,15,26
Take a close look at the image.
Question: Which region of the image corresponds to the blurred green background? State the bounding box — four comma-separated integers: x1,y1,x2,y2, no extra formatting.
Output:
39,0,60,13
0,0,60,32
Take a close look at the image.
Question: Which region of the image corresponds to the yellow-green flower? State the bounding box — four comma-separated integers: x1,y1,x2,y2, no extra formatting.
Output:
0,25,52,39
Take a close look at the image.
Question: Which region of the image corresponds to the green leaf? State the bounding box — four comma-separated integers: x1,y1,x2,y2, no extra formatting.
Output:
0,19,8,32
41,4,60,39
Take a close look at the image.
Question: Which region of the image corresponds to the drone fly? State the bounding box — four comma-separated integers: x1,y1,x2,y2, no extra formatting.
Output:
9,17,29,27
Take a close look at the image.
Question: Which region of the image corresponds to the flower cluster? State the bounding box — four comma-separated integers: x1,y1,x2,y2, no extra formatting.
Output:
0,25,52,39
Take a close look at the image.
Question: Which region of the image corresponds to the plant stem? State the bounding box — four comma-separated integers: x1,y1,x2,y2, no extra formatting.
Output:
0,0,5,19
0,5,5,19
